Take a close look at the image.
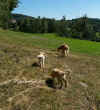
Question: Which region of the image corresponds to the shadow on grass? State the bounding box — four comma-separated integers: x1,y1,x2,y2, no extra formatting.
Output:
45,78,55,89
32,62,39,67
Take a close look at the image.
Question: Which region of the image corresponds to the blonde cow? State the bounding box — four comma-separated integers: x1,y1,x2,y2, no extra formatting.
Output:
37,52,46,69
57,43,69,56
50,68,72,89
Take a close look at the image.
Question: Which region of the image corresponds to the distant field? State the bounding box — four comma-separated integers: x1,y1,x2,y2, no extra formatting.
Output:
0,29,100,56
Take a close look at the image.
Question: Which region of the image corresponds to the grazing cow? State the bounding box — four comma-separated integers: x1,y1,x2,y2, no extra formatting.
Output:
37,52,46,69
50,68,72,89
57,43,69,56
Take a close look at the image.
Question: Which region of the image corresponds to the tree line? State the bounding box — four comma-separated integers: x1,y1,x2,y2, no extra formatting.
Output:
0,0,100,42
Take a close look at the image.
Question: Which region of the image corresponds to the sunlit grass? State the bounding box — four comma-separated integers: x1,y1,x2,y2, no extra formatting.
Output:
0,29,100,56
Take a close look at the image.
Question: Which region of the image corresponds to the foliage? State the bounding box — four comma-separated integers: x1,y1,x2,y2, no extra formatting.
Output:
56,16,69,37
69,15,96,40
95,32,100,41
0,0,19,28
8,14,100,42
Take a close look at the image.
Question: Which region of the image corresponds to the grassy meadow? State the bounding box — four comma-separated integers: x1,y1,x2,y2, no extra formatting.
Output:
0,29,100,110
0,29,100,56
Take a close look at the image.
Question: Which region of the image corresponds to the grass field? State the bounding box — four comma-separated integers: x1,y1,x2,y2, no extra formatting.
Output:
0,29,100,110
0,29,100,56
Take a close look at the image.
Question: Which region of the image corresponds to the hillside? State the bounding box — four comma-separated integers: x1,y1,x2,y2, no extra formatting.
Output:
71,17,100,32
12,13,100,33
12,13,35,21
0,29,100,110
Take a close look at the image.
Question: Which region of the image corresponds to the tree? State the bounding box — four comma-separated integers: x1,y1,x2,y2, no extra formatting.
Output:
41,18,48,33
0,0,19,28
71,15,95,40
56,16,68,36
95,32,100,41
48,19,57,33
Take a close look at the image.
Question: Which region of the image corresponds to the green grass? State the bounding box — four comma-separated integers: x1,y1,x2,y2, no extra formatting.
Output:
0,29,100,56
